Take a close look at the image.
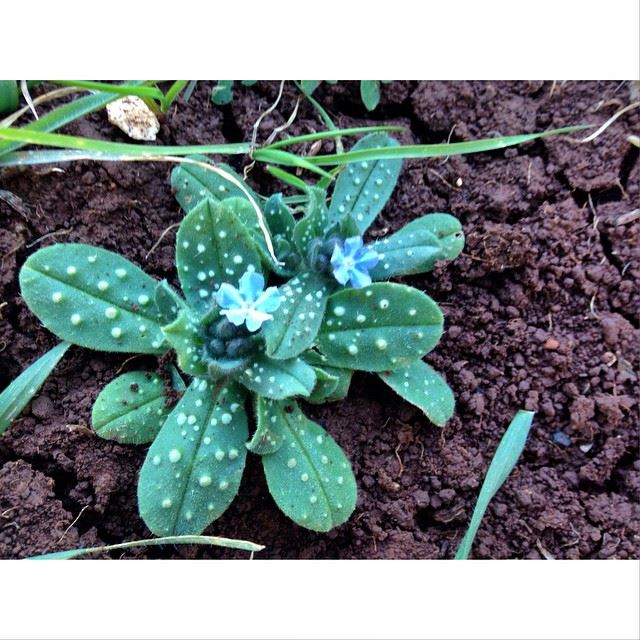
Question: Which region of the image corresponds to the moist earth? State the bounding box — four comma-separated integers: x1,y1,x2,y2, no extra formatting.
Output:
0,81,638,559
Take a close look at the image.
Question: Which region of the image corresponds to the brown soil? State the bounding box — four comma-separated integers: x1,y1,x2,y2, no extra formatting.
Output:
1,81,638,559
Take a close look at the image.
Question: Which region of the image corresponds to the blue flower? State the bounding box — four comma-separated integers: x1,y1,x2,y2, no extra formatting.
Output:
215,271,281,332
330,236,380,289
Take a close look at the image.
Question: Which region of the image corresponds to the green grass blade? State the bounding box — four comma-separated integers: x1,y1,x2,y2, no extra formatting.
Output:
0,128,250,157
27,534,264,559
304,126,591,166
0,342,70,436
161,80,189,111
265,125,405,150
0,81,146,156
51,80,164,101
0,81,19,115
265,165,311,191
253,147,334,180
455,410,535,559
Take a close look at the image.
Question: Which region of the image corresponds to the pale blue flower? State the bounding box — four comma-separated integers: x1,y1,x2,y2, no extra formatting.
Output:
330,236,379,288
216,271,281,332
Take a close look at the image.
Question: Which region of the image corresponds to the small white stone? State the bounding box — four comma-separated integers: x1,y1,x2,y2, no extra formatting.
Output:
107,95,160,141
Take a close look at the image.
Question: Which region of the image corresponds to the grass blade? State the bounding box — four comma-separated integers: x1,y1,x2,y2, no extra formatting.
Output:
27,534,264,559
304,126,591,165
265,165,311,191
265,125,405,150
455,410,535,559
254,147,334,180
161,80,189,111
51,80,164,101
0,342,70,436
0,81,146,156
0,128,250,157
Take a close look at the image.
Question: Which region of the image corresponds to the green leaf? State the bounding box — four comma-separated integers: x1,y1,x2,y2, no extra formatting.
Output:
138,379,248,536
262,271,332,360
360,80,381,111
379,360,454,427
0,127,250,159
305,126,592,166
211,80,234,105
171,156,257,213
417,213,465,261
91,371,171,444
19,244,167,354
317,283,444,371
160,308,208,377
154,279,188,324
266,125,405,150
236,352,316,400
160,80,189,112
175,198,262,313
292,188,330,257
455,410,535,559
27,534,263,559
51,80,164,101
370,213,464,280
300,80,321,96
261,399,357,532
0,81,19,115
328,133,402,233
264,193,296,238
307,367,339,404
0,342,69,436
303,350,354,404
246,396,287,454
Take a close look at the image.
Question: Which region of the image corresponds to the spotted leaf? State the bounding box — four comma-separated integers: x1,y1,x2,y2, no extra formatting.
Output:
19,244,167,354
246,396,286,454
235,352,316,400
91,371,171,444
171,156,258,213
176,198,262,313
262,271,332,360
261,399,357,532
161,308,208,377
292,188,330,258
379,360,455,427
328,133,401,233
138,379,248,536
316,283,444,371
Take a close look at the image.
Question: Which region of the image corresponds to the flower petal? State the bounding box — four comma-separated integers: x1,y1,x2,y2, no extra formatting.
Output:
355,247,380,271
216,283,246,310
343,236,364,257
332,264,352,285
330,242,345,269
220,308,248,326
238,271,265,303
349,267,372,289
253,286,282,314
245,309,273,332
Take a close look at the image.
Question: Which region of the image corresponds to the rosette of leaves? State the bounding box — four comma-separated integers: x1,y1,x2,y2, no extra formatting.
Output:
18,197,357,535
172,133,466,428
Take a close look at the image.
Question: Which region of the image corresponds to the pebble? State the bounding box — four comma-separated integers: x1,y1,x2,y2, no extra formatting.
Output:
552,431,572,447
31,395,54,419
544,337,560,350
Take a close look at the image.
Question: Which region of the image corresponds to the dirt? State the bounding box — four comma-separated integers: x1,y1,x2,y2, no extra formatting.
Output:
0,81,638,559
